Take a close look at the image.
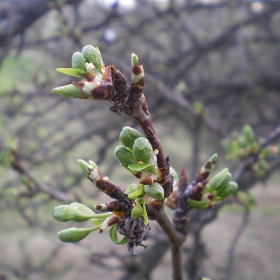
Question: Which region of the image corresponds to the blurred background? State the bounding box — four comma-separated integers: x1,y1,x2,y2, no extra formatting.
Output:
0,0,280,279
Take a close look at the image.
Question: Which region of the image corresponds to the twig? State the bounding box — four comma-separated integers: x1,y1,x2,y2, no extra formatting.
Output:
224,206,250,280
156,206,186,280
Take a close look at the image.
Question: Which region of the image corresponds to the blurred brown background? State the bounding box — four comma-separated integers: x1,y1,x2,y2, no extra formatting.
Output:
0,0,280,279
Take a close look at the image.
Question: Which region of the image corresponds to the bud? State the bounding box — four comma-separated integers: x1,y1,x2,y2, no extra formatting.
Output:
255,159,269,177
243,125,254,143
69,202,94,214
200,153,217,176
71,52,87,71
89,160,98,169
77,159,100,182
250,142,259,154
131,199,143,219
119,126,142,149
187,199,209,210
144,183,164,200
131,53,139,67
206,168,229,193
82,45,103,74
52,84,90,99
77,159,92,175
52,204,95,222
131,53,144,85
132,137,153,163
237,135,246,147
57,227,97,242
261,146,271,158
99,214,123,233
114,146,138,170
216,182,238,198
214,172,232,192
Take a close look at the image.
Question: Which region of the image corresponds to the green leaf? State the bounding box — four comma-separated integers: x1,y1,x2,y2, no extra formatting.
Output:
109,224,128,245
133,137,153,162
187,199,209,210
128,163,158,175
72,52,87,71
89,212,113,226
114,146,138,170
77,159,92,175
140,198,149,225
56,68,86,78
131,199,143,219
124,183,140,195
144,183,164,200
207,168,229,192
82,45,103,74
52,84,90,99
217,181,238,197
119,126,142,149
128,185,145,199
128,162,154,172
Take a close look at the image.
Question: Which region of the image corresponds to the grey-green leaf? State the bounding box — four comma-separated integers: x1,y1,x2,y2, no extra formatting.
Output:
109,224,128,245
56,68,86,78
132,137,153,163
119,126,142,149
71,52,87,71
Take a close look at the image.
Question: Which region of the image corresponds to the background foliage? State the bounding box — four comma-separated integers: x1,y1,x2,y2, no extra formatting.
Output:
1,0,280,279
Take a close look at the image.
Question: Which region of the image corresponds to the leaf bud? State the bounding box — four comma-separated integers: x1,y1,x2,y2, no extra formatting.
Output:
57,227,96,243
52,84,90,99
144,182,164,200
119,126,142,149
77,159,93,175
82,45,103,74
217,182,238,198
213,171,232,192
250,142,259,154
71,52,87,71
52,204,95,222
243,125,255,143
131,199,143,219
207,168,229,193
132,137,153,163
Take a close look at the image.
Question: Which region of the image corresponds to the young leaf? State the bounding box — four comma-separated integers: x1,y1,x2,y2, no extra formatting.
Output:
144,183,164,200
56,68,86,78
109,224,128,245
128,163,154,172
128,185,145,199
187,199,209,210
72,52,87,71
140,198,149,225
119,126,142,149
